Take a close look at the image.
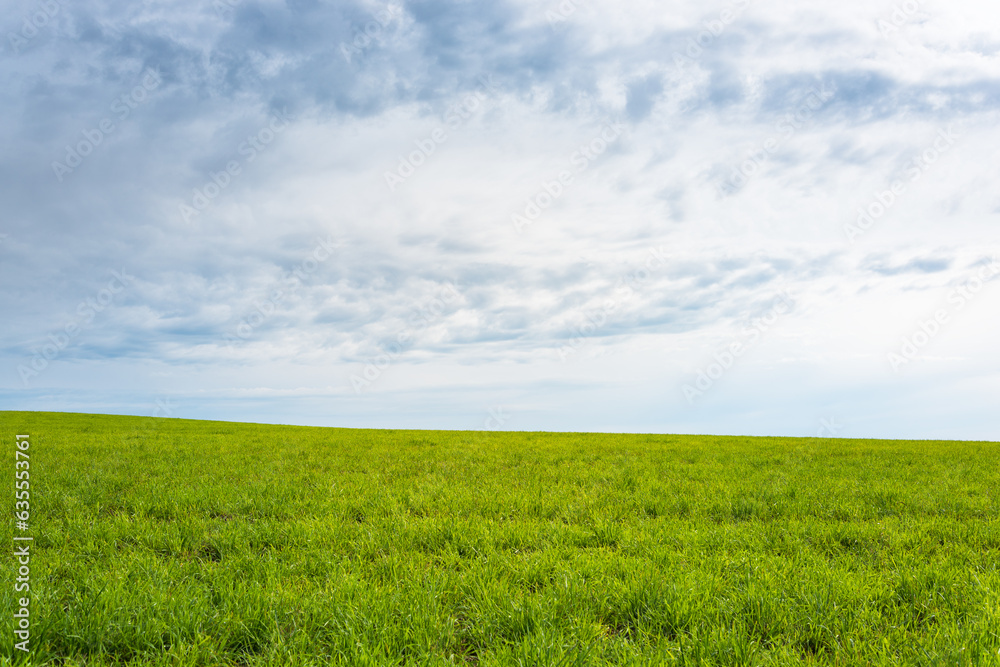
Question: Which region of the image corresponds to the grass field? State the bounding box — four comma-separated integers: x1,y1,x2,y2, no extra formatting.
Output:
1,411,998,666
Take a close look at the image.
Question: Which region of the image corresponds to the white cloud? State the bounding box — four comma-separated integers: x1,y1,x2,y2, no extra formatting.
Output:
1,0,998,439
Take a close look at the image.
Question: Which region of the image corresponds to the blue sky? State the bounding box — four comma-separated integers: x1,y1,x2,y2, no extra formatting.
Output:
1,0,998,439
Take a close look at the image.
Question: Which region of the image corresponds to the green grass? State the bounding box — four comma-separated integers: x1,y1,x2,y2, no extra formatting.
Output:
1,411,999,666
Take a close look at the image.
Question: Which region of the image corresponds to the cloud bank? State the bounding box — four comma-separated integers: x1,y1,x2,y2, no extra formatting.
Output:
1,0,998,439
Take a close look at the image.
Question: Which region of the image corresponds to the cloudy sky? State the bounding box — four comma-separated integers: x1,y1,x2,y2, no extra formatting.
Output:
2,0,998,439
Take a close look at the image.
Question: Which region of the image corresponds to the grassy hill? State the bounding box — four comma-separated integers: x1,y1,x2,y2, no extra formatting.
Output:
1,411,998,665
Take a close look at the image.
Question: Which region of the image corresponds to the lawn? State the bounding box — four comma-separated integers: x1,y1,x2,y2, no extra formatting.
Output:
1,411,998,665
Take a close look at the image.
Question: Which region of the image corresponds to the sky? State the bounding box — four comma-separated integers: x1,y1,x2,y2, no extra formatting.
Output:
1,0,998,440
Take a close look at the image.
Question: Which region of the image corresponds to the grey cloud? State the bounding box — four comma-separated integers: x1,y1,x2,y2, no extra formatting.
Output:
1,0,998,441
625,72,663,122
863,254,953,276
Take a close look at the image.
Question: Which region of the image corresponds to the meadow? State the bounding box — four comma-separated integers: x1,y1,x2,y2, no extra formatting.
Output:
1,411,998,665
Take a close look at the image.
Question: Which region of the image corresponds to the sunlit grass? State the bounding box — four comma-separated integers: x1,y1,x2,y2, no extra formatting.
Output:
1,411,998,665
